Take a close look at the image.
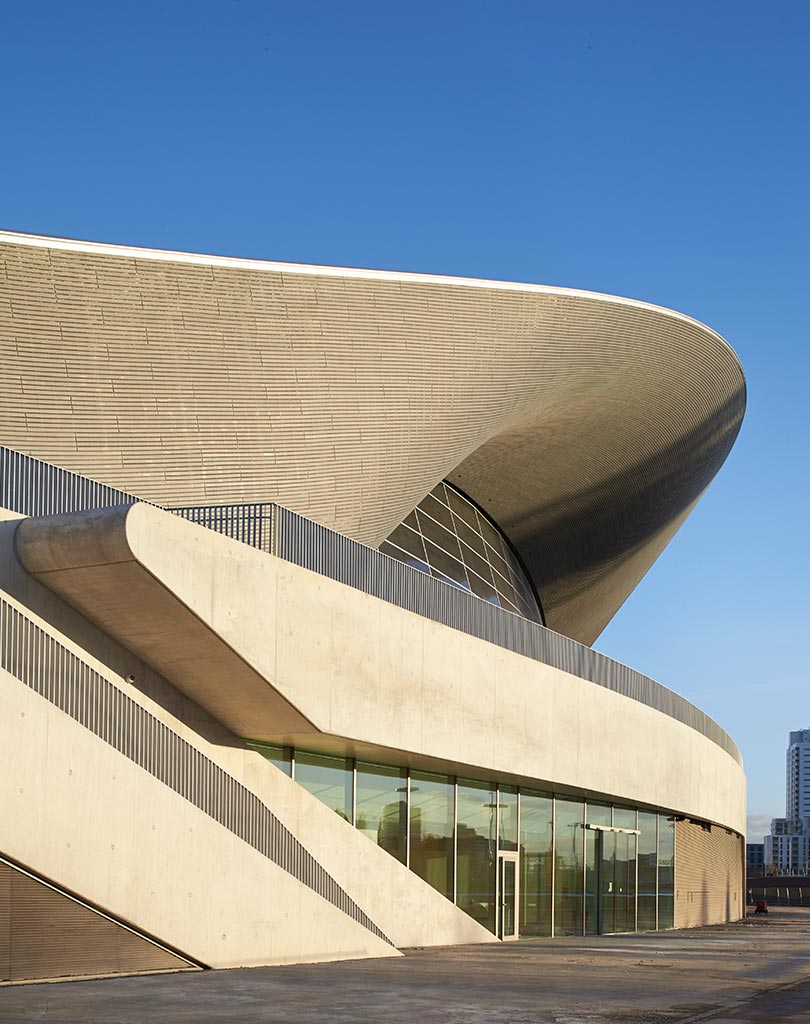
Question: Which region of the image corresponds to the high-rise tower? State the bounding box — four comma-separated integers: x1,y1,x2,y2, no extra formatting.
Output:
786,730,810,820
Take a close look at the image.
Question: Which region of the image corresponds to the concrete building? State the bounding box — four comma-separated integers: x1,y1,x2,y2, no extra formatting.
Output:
0,230,746,983
746,843,765,876
765,731,810,875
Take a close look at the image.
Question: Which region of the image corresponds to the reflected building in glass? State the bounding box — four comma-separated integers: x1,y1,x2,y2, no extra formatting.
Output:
0,231,747,977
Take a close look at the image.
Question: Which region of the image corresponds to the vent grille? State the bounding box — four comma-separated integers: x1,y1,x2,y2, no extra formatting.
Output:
0,857,196,983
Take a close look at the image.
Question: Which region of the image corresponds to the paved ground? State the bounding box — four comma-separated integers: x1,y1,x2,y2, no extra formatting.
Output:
3,908,810,1023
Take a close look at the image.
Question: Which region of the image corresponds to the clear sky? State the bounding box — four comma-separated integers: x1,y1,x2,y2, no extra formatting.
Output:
2,0,807,838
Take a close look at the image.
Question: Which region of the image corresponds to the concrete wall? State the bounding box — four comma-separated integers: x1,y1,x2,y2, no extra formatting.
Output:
16,503,746,836
0,509,495,971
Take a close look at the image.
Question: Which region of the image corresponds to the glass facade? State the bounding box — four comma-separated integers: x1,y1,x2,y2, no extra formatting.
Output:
410,772,455,899
637,811,658,931
554,797,585,935
456,780,497,933
252,743,687,938
379,481,542,622
585,802,612,935
355,762,408,864
519,791,553,937
658,814,675,929
293,751,353,821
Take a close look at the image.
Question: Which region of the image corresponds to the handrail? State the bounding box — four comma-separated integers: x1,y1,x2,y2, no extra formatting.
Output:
0,444,742,766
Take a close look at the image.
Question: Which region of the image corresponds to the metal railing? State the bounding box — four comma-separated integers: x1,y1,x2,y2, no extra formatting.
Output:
0,596,392,945
0,444,742,765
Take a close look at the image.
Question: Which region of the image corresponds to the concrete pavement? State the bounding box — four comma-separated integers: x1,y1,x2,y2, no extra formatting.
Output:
3,908,810,1023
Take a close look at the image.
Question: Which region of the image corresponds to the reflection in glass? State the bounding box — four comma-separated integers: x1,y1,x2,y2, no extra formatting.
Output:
554,797,585,935
520,791,553,937
294,751,353,821
456,780,497,933
613,807,637,933
501,857,517,937
658,815,675,929
246,740,292,776
499,786,518,852
585,803,612,934
355,762,407,864
637,811,658,930
410,772,454,899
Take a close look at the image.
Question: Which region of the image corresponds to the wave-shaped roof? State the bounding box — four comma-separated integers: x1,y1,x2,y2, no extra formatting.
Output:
0,230,745,643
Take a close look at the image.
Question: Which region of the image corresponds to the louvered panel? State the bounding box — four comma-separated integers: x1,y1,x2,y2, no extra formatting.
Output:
0,232,745,645
674,820,743,929
0,859,194,982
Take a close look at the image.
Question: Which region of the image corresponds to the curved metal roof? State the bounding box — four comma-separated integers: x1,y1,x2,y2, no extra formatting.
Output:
0,230,745,643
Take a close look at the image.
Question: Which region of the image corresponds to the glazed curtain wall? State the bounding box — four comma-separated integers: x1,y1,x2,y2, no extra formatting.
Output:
249,742,680,937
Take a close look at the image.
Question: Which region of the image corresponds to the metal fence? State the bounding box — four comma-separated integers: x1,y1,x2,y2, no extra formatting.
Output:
748,887,810,907
0,444,742,766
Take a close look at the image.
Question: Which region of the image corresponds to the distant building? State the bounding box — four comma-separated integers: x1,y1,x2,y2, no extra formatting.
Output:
786,730,810,819
746,843,765,875
765,731,810,874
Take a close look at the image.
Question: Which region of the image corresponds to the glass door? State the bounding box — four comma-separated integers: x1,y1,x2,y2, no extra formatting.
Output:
597,829,637,934
499,852,519,940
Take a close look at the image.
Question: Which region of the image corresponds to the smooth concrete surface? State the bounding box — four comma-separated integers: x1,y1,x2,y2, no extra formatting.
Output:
0,510,496,960
16,502,746,836
0,230,746,644
3,908,810,1023
0,668,396,968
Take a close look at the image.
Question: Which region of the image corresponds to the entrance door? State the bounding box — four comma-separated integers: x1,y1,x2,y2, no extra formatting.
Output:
498,852,519,940
597,830,637,934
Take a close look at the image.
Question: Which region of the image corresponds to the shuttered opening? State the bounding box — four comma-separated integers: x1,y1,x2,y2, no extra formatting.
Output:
674,820,743,929
0,857,200,983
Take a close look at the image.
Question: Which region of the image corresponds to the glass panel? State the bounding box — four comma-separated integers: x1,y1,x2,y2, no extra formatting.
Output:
355,762,407,864
294,751,353,822
381,480,543,623
446,486,479,529
460,540,493,580
379,539,430,575
387,523,427,563
637,812,658,931
585,803,612,934
246,740,292,776
467,568,499,603
477,512,506,555
422,491,455,533
658,815,675,929
614,808,637,933
601,831,617,934
499,786,518,852
502,858,516,937
519,791,553,937
453,515,488,559
554,797,584,935
410,772,454,899
424,538,468,587
638,893,658,931
417,508,463,560
456,780,497,933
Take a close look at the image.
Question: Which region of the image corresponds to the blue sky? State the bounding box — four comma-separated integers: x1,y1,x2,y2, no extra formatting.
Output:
2,0,808,837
